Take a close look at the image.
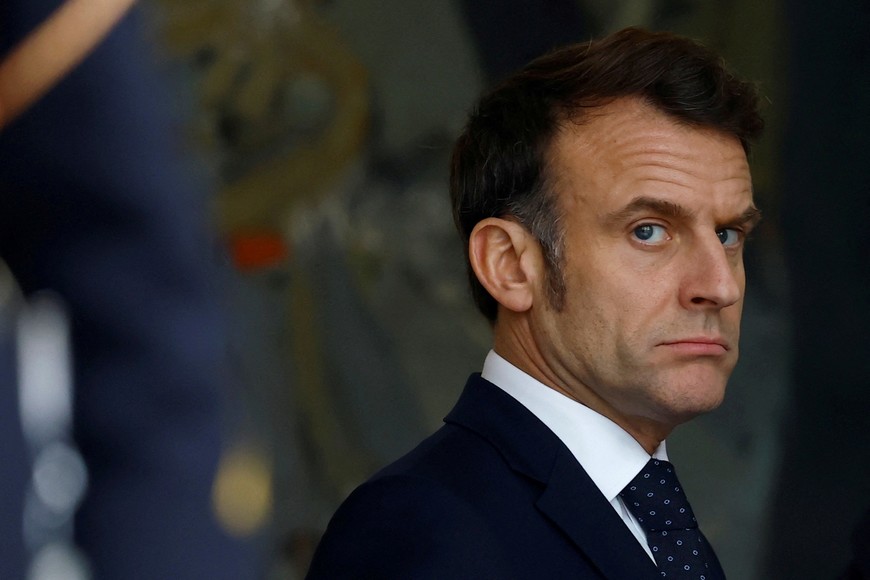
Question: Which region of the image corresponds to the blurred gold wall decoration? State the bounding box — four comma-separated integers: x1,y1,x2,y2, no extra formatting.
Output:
156,0,369,232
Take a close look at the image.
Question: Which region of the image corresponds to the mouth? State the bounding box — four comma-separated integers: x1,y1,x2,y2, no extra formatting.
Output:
658,337,730,356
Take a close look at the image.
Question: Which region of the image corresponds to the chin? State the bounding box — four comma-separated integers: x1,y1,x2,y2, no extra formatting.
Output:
655,370,730,423
683,389,726,416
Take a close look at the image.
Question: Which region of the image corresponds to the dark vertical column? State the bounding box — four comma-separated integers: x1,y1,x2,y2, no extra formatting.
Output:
0,317,27,579
457,0,596,84
766,1,870,577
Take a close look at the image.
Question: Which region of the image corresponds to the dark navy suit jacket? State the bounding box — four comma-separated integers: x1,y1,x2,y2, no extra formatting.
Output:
307,374,661,579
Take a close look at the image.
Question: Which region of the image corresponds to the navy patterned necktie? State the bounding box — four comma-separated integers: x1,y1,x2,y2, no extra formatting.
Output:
619,459,726,579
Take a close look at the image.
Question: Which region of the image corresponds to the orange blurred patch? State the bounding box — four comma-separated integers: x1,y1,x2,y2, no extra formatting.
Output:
229,232,289,271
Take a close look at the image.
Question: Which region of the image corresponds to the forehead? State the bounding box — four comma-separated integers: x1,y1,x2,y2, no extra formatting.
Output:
548,98,752,213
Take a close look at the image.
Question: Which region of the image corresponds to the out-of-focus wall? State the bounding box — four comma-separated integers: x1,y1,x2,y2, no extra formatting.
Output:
147,1,868,578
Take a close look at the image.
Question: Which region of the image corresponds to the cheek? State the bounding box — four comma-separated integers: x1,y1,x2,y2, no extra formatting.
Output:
602,271,675,324
563,280,651,360
563,251,676,337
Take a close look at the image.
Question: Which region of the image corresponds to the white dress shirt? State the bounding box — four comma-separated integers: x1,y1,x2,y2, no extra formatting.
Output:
482,350,665,562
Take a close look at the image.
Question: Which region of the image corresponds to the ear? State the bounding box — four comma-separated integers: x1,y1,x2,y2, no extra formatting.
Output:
468,217,544,314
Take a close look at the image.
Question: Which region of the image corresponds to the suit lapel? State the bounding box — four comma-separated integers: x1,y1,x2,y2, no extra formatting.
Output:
446,375,659,579
537,447,659,579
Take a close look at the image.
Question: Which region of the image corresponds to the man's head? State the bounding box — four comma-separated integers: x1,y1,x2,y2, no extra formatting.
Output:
450,27,763,322
450,27,764,449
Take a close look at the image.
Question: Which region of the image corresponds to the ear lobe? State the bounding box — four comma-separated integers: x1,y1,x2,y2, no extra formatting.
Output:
468,218,541,313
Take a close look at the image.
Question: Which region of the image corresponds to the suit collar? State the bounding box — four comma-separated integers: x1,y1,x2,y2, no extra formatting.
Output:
482,350,664,502
445,374,557,481
446,374,659,579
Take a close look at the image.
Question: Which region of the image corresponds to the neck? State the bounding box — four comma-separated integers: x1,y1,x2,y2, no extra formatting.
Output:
492,317,672,455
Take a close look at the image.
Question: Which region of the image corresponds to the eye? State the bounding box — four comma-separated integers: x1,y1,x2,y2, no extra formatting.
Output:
716,228,741,247
632,224,669,245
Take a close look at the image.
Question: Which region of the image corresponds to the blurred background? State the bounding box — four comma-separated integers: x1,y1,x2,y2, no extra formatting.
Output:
1,0,867,578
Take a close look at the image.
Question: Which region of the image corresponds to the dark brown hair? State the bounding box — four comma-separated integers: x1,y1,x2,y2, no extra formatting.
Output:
450,27,764,322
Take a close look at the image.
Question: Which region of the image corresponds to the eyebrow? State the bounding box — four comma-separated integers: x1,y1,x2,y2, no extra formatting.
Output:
734,205,763,231
603,196,694,227
603,195,762,230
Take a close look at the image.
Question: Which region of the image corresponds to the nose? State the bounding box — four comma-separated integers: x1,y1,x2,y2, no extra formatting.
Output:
680,235,743,310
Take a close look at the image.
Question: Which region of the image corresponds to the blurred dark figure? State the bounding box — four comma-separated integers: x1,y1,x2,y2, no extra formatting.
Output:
0,2,254,578
766,0,870,578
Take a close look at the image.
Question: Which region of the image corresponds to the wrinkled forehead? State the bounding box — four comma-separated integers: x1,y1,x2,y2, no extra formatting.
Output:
543,99,753,215
546,98,750,181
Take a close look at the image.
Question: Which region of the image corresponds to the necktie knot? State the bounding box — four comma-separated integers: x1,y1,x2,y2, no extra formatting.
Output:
620,459,724,579
620,459,697,532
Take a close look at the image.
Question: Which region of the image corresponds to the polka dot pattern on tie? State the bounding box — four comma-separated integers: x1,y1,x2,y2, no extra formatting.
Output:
619,459,725,579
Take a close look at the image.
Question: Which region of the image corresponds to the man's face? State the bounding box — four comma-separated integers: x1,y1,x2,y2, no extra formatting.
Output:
529,98,757,437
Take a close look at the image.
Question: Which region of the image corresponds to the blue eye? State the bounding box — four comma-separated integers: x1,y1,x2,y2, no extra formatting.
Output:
717,228,740,247
633,224,668,244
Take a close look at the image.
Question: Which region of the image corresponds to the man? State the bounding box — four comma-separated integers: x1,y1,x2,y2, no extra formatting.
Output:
307,27,762,579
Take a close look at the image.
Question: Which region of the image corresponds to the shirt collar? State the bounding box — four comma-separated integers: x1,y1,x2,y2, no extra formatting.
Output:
481,350,667,502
